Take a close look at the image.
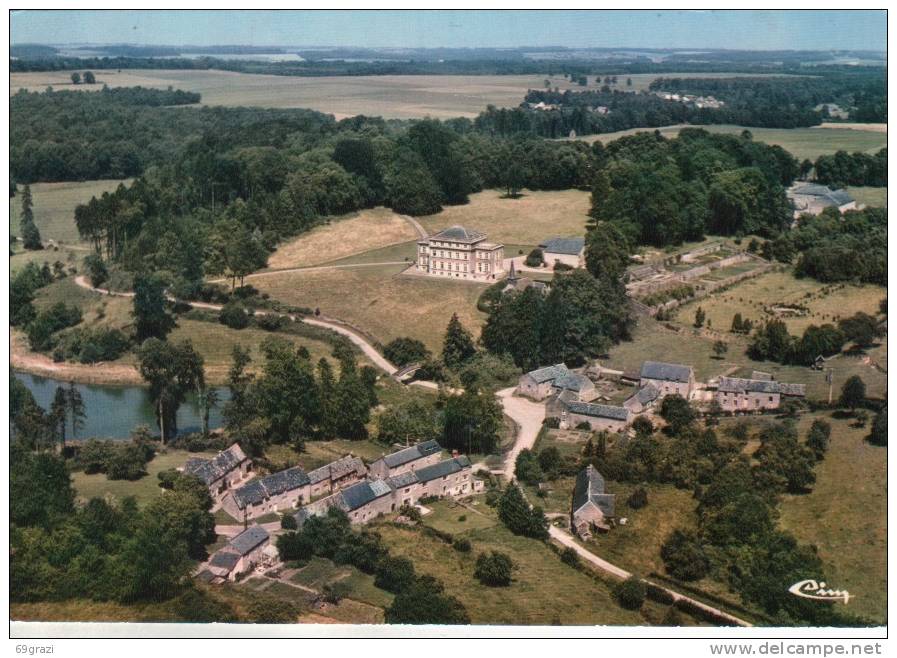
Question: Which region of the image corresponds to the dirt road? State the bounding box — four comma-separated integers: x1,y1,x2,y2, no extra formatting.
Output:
496,387,546,481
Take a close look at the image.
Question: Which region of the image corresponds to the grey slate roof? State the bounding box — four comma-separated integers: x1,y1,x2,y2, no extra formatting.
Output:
415,455,471,484
209,549,241,571
572,466,616,517
524,363,570,384
386,470,420,489
565,401,629,421
309,455,367,484
553,372,593,393
640,360,693,384
231,465,310,509
228,525,269,556
718,376,806,397
789,183,854,207
184,443,247,486
431,225,485,243
634,383,660,405
382,440,442,468
232,480,268,509
340,479,392,512
539,237,585,255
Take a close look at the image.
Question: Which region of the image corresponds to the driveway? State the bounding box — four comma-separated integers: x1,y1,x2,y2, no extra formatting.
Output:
496,387,546,481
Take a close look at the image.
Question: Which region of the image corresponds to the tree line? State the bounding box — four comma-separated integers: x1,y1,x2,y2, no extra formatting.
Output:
813,148,887,187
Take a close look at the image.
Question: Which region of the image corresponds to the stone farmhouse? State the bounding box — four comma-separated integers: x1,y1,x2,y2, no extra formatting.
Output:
539,237,585,269
517,363,596,402
182,443,252,500
716,376,806,412
207,525,270,581
623,383,660,415
222,454,366,521
571,465,616,537
416,226,505,281
639,361,696,400
368,439,443,480
548,396,630,432
296,455,475,528
787,183,856,218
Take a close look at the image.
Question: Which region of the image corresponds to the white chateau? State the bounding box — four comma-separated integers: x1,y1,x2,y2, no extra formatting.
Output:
417,225,505,281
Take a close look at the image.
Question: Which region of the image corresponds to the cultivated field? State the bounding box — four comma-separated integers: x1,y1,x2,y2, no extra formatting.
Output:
248,263,486,353
10,179,128,244
575,124,887,162
417,189,591,246
671,269,887,335
778,412,887,624
267,208,420,269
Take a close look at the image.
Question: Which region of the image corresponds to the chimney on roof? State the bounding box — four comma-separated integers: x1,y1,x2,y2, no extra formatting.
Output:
452,449,459,458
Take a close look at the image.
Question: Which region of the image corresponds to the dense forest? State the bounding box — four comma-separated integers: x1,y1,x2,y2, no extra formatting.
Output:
813,148,887,187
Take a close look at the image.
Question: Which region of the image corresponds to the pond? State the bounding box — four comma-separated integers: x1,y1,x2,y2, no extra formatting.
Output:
13,371,230,440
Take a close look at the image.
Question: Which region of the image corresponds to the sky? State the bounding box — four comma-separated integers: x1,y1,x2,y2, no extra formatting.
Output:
10,9,887,52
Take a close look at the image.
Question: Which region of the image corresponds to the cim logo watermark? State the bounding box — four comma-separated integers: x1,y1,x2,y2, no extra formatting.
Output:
788,579,852,604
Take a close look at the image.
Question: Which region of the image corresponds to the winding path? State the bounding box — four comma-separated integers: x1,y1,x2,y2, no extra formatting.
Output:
72,275,398,375
496,387,546,481
207,260,410,284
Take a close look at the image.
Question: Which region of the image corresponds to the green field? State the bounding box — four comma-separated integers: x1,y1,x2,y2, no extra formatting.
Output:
417,188,590,247
419,499,498,535
10,179,128,244
576,125,887,162
778,412,887,624
847,186,887,208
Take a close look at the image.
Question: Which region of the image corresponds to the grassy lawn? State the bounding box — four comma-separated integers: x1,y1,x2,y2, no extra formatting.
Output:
374,517,668,625
578,125,887,161
671,269,886,336
847,186,887,208
10,179,129,244
421,499,498,535
323,240,419,266
778,412,887,624
264,438,392,472
10,243,88,276
71,448,203,507
288,556,392,610
214,508,240,525
249,263,486,353
266,208,419,269
417,188,590,246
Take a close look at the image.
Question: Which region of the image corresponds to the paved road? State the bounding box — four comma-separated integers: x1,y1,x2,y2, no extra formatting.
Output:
73,276,398,375
496,387,546,481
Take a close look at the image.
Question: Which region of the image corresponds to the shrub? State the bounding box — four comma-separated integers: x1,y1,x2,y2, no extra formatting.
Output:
614,576,646,610
219,301,250,330
281,514,298,530
398,503,421,522
383,337,431,367
660,529,710,581
542,416,560,429
627,487,648,510
255,314,287,332
83,253,108,288
553,262,573,272
452,538,472,553
524,248,544,267
560,546,580,567
457,514,467,522
575,421,592,431
157,468,180,490
474,551,514,587
374,556,416,594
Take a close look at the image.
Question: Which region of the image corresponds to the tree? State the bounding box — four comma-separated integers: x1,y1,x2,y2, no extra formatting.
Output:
538,446,562,478
144,474,215,559
839,375,866,413
383,337,431,367
524,248,544,267
83,253,108,288
497,483,548,539
474,551,514,586
441,390,503,455
712,340,728,359
614,576,646,610
83,71,96,84
627,487,648,510
805,419,831,460
377,398,442,447
196,386,219,439
754,423,816,494
19,184,42,250
659,395,695,435
137,338,205,443
442,313,476,369
70,72,81,85
694,306,706,328
10,445,75,528
514,449,543,485
584,221,630,280
132,273,175,342
218,301,250,330
385,576,470,624
374,556,417,593
660,529,709,581
868,408,887,446
838,312,883,348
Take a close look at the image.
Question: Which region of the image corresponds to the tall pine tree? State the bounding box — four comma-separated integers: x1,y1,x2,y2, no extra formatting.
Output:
442,313,476,369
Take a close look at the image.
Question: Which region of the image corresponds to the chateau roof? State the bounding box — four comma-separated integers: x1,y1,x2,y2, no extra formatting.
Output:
640,360,693,384
431,225,485,243
540,237,585,255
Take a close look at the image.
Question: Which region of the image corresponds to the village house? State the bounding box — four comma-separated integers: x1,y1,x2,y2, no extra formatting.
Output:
416,226,505,281
517,363,596,402
368,439,443,480
538,237,585,269
639,361,696,400
787,183,856,218
207,525,270,581
182,443,252,500
222,465,311,521
716,376,806,413
571,465,616,537
307,454,368,498
547,394,630,432
623,383,660,415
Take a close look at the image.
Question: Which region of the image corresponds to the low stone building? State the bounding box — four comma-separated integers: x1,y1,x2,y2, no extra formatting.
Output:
548,394,630,432
623,383,660,415
539,237,585,269
207,525,270,581
787,183,856,218
307,455,368,499
517,363,596,402
183,443,251,499
368,439,443,480
639,361,695,400
223,465,311,521
571,465,615,537
716,376,806,413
